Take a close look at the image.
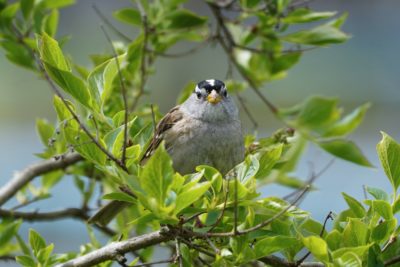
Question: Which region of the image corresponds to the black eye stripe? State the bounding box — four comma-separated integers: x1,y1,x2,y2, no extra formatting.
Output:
195,79,226,94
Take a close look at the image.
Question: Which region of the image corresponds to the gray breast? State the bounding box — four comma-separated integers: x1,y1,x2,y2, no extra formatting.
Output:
164,117,244,175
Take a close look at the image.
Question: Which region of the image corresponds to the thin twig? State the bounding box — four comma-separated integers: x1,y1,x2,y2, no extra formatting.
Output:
234,176,239,235
150,104,157,136
130,0,149,112
179,238,215,258
236,94,258,130
385,255,400,266
207,3,278,114
92,4,132,42
0,153,82,206
100,25,129,166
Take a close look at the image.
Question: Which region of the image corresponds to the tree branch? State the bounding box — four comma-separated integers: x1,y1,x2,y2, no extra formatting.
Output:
56,228,173,267
0,207,116,236
0,153,82,206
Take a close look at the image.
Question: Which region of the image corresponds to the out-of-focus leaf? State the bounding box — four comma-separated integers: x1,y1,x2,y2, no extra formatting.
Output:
1,40,35,69
21,0,34,19
113,8,141,26
296,96,339,130
39,0,75,9
325,229,342,251
302,236,329,263
0,220,21,247
377,132,400,191
342,192,365,218
283,8,336,24
323,103,370,137
371,219,396,243
103,192,137,204
283,24,349,46
365,186,389,202
43,9,59,37
29,229,46,256
166,10,207,29
177,80,196,104
16,255,36,267
372,200,393,220
36,118,54,147
318,139,372,167
335,252,362,267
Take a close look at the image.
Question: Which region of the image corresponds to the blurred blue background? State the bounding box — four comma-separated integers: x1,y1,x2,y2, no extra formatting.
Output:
1,0,400,264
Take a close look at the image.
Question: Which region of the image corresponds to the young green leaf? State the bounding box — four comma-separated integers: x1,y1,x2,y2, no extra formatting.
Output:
254,236,298,259
40,33,70,71
43,9,59,37
323,103,370,137
372,200,393,220
21,0,34,19
166,10,207,29
342,192,365,218
318,139,372,167
36,118,55,147
283,24,349,46
113,8,141,26
16,255,36,267
139,144,174,206
342,219,369,247
283,8,336,24
29,229,46,256
174,181,211,214
302,236,329,263
44,63,92,109
365,186,389,202
377,132,400,191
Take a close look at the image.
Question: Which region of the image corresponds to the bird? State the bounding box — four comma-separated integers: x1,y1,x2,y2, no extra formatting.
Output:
89,79,245,225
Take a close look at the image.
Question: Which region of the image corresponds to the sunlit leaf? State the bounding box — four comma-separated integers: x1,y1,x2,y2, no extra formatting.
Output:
377,132,400,191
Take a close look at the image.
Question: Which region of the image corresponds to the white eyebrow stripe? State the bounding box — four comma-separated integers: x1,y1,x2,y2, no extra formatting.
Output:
206,79,215,86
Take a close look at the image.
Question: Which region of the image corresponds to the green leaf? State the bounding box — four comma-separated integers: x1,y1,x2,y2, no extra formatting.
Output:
365,186,389,201
40,33,69,71
342,192,365,218
37,243,54,264
335,252,362,267
113,8,141,26
297,97,338,129
103,192,137,204
29,229,46,256
283,24,349,46
318,139,372,167
44,63,92,109
283,8,336,24
393,197,400,214
16,255,36,267
16,234,31,256
372,200,393,220
371,219,396,243
302,236,329,263
42,170,63,190
254,236,298,258
332,245,371,261
323,103,370,137
325,229,342,251
255,144,283,179
0,220,21,247
36,118,55,147
167,10,207,29
43,9,59,37
174,181,211,214
1,40,35,69
342,219,369,247
87,54,125,105
377,132,400,191
177,81,196,104
21,0,34,19
40,0,75,9
139,144,174,206
236,154,259,184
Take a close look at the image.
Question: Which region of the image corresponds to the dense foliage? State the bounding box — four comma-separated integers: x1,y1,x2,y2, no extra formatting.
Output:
0,0,399,266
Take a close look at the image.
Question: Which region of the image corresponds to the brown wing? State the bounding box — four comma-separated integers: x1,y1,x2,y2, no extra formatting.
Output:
140,105,183,165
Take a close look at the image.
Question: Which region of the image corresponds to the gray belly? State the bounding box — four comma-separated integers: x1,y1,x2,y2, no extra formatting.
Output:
165,119,244,175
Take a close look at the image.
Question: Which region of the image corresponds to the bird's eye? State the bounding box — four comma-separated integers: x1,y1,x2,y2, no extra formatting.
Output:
196,92,202,99
223,90,227,97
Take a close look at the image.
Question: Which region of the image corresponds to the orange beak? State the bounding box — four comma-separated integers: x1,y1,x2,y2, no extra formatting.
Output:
207,90,222,104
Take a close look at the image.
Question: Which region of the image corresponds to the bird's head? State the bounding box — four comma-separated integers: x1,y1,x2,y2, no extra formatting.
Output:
181,79,239,122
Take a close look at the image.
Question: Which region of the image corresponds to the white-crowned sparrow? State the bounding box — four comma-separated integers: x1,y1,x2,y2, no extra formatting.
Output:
90,79,245,225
